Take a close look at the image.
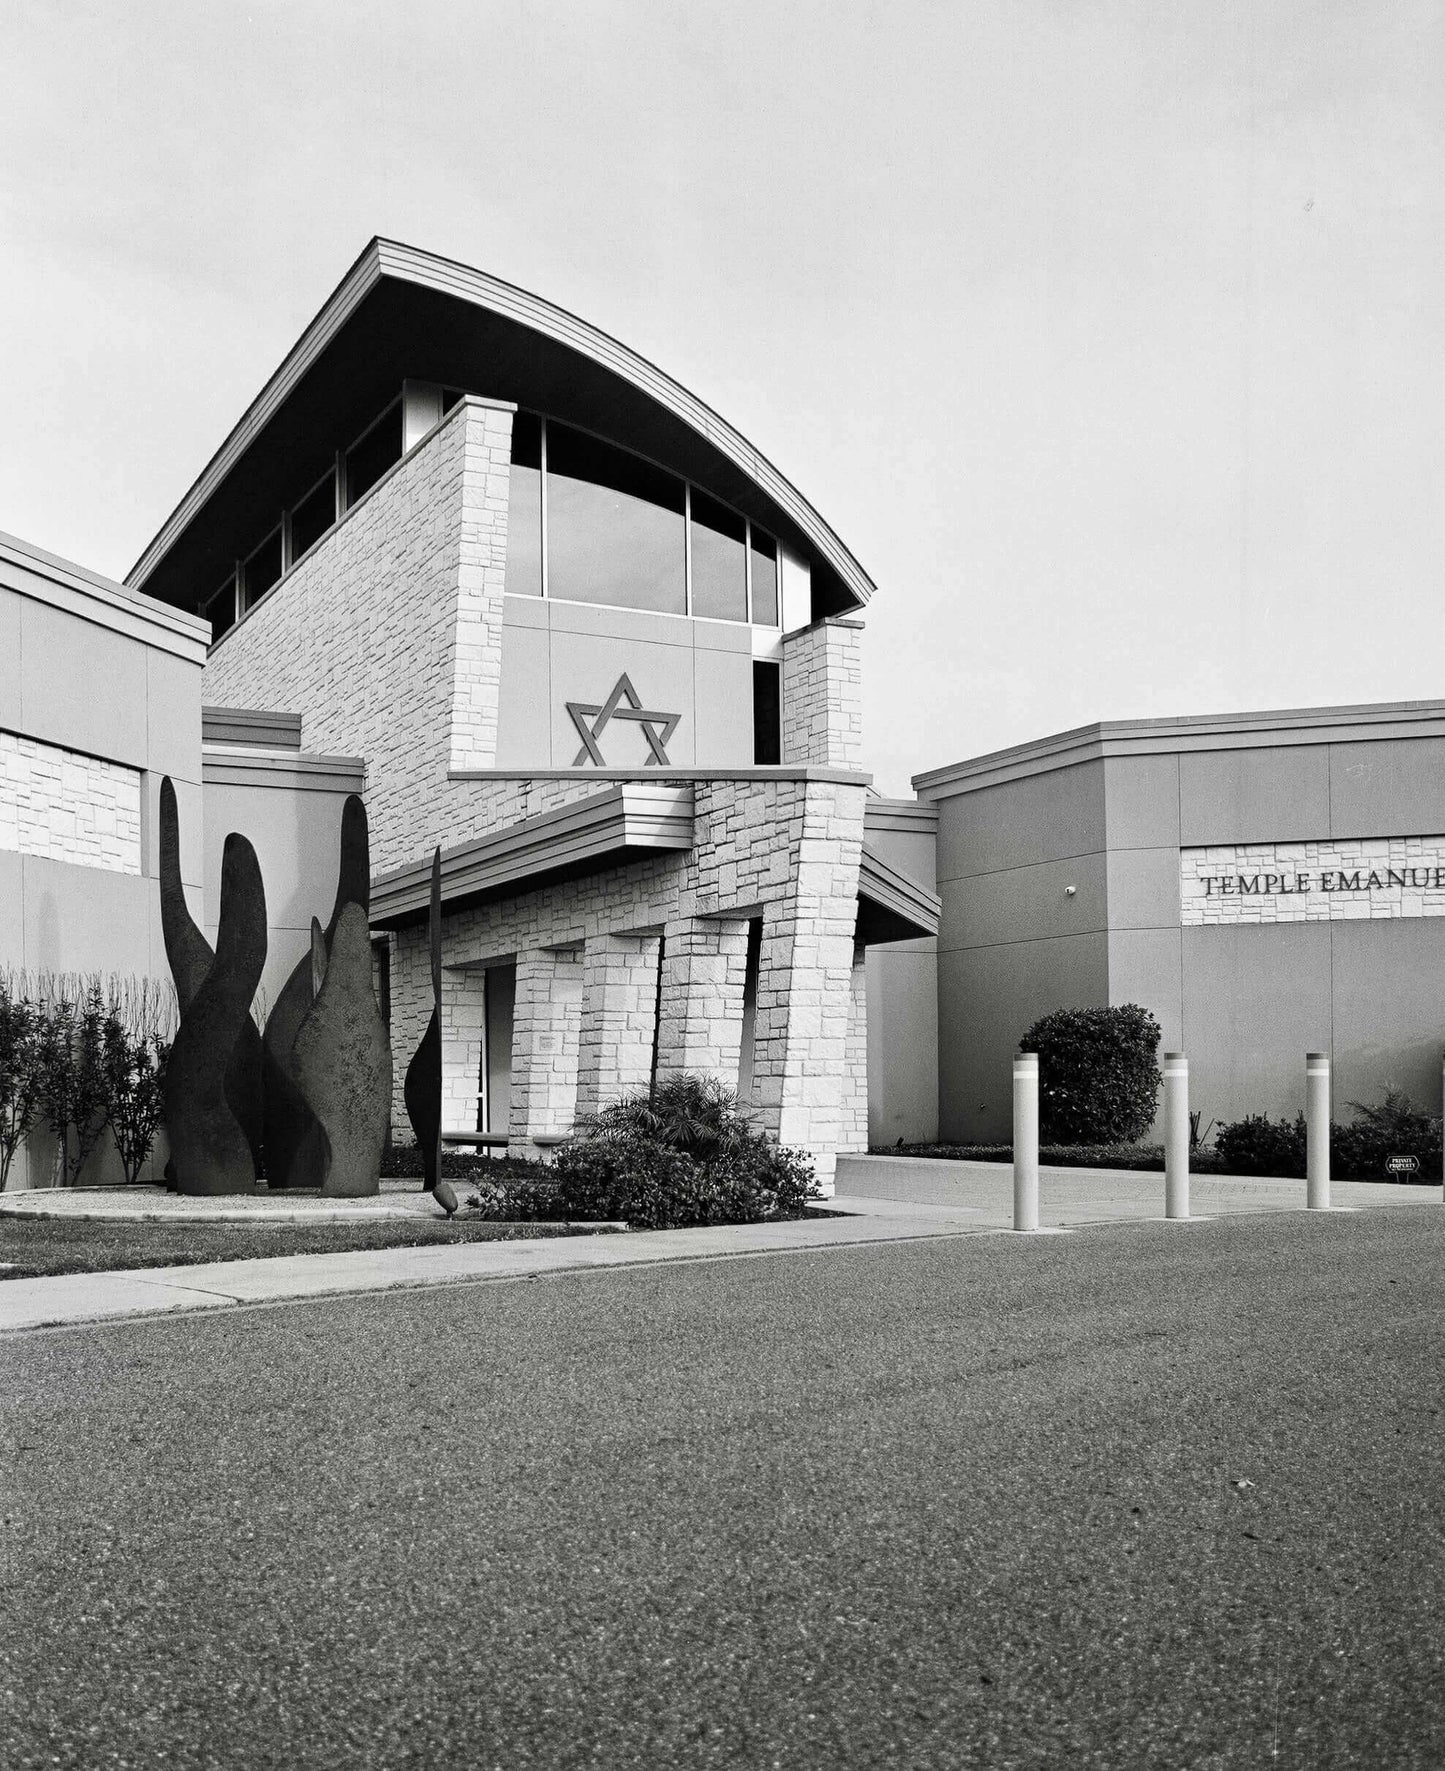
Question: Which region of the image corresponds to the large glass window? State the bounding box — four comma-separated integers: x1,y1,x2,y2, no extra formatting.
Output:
204,575,236,644
749,528,779,626
506,412,543,597
499,410,783,626
690,488,748,622
290,469,335,564
545,421,686,615
752,661,782,764
345,401,403,508
243,528,282,610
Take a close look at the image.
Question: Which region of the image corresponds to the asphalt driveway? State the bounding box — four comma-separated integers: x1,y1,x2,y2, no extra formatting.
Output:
3,1207,1443,1768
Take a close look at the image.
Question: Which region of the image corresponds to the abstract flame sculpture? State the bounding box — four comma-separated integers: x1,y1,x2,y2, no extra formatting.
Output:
158,777,263,1177
162,832,267,1195
263,795,372,1189
292,902,392,1197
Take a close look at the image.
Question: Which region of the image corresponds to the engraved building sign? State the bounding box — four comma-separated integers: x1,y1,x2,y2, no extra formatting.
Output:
1180,837,1445,926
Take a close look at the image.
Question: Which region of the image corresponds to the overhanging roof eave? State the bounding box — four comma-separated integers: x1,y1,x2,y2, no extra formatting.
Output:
126,237,876,612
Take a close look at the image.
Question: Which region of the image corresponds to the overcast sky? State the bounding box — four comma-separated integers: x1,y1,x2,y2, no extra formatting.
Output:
2,2,1441,794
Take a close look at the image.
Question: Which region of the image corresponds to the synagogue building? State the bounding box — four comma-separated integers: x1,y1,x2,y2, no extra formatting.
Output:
3,240,1442,1187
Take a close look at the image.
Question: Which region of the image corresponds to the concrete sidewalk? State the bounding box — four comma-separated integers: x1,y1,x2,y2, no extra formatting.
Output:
0,1202,986,1334
1,1152,1435,1335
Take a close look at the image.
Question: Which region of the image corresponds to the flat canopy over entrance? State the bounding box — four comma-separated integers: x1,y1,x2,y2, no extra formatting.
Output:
370,782,940,945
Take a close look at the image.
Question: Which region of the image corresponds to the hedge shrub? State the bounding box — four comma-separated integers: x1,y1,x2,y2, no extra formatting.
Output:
1019,1004,1162,1145
552,1074,814,1229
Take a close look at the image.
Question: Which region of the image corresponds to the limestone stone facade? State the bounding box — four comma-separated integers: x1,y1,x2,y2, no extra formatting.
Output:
0,732,142,876
782,617,864,768
1180,836,1445,926
384,775,868,1190
203,398,516,873
201,388,882,1191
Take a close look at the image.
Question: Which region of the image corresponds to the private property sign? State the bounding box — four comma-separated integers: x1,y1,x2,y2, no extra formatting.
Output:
1180,837,1445,926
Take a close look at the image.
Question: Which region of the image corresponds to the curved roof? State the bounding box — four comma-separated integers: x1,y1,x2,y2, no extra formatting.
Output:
127,238,875,617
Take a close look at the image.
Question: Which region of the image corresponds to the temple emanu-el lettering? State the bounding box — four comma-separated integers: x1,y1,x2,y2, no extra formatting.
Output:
5,239,1445,1187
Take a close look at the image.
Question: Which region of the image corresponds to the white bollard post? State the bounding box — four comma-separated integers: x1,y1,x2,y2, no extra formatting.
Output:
1306,1050,1331,1210
1163,1052,1189,1220
1013,1051,1040,1233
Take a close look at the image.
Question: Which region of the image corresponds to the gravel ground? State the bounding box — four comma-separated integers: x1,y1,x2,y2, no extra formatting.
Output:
3,1207,1443,1768
0,1214,603,1279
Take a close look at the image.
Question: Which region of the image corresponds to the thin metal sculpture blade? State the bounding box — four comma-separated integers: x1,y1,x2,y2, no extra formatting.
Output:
403,848,444,1192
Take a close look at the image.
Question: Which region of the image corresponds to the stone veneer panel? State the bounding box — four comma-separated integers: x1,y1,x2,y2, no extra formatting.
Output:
0,731,142,875
574,932,663,1117
1180,836,1445,925
781,618,863,768
654,914,751,1085
202,399,515,873
389,775,868,1189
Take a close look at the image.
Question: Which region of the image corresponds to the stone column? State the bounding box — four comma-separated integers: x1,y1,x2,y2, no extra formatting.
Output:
574,932,663,1119
507,944,584,1157
780,617,864,767
654,915,752,1089
840,940,869,1154
749,779,868,1195
440,964,488,1134
388,920,433,1144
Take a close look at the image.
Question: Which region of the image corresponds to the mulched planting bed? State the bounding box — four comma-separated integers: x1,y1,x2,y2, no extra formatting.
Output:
0,1215,614,1282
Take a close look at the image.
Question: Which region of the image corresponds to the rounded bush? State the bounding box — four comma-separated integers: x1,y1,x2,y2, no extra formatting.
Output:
1020,1004,1162,1145
553,1074,814,1229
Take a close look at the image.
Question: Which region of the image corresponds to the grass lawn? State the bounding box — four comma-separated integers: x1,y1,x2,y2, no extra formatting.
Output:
0,1214,613,1282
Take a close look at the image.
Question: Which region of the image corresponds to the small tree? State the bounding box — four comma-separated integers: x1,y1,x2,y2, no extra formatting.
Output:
1020,1004,1163,1145
34,979,111,1185
0,978,40,1190
102,1014,170,1187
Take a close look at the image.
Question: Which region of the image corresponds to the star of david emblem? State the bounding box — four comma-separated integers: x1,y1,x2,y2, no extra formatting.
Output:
567,673,681,767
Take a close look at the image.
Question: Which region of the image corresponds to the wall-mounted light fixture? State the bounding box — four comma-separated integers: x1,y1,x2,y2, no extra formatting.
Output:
1064,885,1077,897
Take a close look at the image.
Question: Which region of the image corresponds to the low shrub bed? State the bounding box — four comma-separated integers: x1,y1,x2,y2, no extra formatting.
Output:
882,1141,1213,1174
549,1075,814,1230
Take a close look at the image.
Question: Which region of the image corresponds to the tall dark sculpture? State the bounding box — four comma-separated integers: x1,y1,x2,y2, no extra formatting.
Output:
262,795,372,1188
292,903,391,1197
403,848,444,1193
163,834,268,1196
158,776,264,1177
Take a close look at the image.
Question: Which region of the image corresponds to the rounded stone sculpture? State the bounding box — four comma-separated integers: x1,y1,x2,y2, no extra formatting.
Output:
158,776,264,1178
403,848,444,1193
163,833,268,1196
263,794,372,1189
291,903,391,1197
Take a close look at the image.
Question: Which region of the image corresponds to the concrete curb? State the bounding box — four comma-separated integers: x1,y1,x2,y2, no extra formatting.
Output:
0,1208,989,1336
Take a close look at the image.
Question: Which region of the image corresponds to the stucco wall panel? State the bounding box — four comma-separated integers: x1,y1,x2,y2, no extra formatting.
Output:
546,632,696,768
937,933,1109,1143
1104,753,1180,850
1179,746,1329,847
145,646,205,784
866,940,938,1145
938,852,1106,954
18,597,149,769
1180,923,1332,1124
0,588,20,719
1328,737,1445,839
17,856,155,977
933,761,1105,884
1328,920,1445,1114
1106,846,1180,930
